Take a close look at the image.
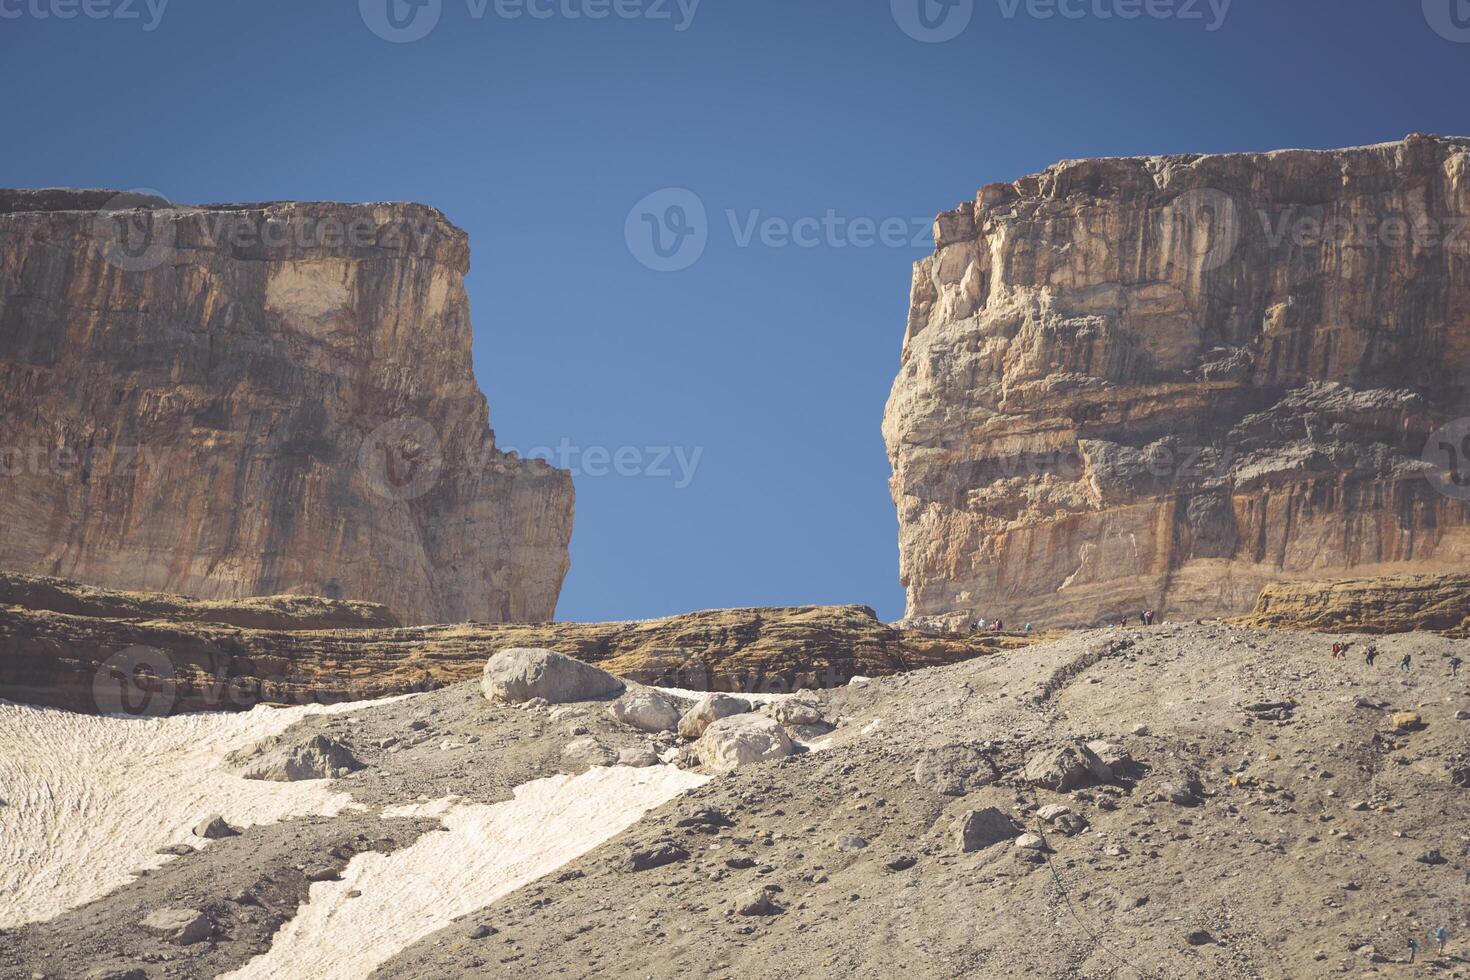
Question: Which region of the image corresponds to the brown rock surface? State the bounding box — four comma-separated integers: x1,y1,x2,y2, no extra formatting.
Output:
884,135,1470,627
0,572,1036,713
0,189,572,625
1238,572,1470,637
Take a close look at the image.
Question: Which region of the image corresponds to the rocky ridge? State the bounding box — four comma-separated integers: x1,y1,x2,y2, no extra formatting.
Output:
0,572,1036,713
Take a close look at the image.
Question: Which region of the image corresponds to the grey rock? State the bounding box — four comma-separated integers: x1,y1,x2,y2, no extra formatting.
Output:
607,688,682,733
227,733,363,781
953,807,1020,853
695,714,794,773
1023,743,1111,792
913,743,1001,796
562,738,617,771
730,886,782,916
616,745,661,768
481,648,624,705
192,814,238,840
678,693,752,739
625,841,690,872
140,907,212,945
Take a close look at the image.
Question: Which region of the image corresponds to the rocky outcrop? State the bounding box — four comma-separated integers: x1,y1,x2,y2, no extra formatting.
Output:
1238,572,1470,637
885,135,1470,626
0,572,1038,713
0,571,398,631
0,189,572,625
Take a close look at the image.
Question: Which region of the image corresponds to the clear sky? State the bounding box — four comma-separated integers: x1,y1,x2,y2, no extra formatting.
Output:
2,0,1467,622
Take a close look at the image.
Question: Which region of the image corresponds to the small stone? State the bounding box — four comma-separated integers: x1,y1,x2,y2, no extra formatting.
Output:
1036,804,1072,823
192,814,238,840
140,908,212,945
834,834,869,852
468,924,498,940
730,886,781,917
624,841,690,872
1014,833,1050,852
885,854,917,872
1185,929,1214,946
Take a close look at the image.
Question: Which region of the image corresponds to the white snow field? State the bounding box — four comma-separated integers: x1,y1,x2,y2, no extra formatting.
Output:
0,698,396,928
222,765,709,980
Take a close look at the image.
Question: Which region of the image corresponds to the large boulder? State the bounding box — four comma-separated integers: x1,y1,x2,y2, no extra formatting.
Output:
606,688,681,733
226,733,363,781
695,714,794,773
1023,743,1111,792
913,744,1001,796
678,693,752,739
482,648,624,705
953,807,1019,853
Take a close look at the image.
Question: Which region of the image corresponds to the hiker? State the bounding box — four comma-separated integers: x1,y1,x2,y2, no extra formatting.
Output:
1364,645,1378,666
1434,925,1447,954
1450,656,1462,678
1332,642,1343,659
1140,610,1148,626
1408,937,1418,963
1400,653,1412,673
1024,622,1033,633
1146,610,1156,626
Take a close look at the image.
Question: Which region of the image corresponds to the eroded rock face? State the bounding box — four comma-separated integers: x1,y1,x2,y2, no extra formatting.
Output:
0,190,572,625
884,135,1470,626
0,572,1041,713
1238,572,1470,636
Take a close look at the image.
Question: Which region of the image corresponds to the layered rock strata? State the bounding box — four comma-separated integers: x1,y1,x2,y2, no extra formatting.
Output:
885,135,1470,625
0,573,1037,713
0,189,572,624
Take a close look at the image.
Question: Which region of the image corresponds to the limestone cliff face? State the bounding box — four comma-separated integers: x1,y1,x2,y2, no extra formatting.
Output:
884,135,1470,625
0,190,573,625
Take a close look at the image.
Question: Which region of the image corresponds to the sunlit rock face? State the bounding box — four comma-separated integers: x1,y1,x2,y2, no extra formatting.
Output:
0,190,573,625
884,134,1470,626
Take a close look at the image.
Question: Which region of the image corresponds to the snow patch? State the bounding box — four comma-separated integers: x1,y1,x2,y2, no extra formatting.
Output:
222,765,708,980
0,698,402,928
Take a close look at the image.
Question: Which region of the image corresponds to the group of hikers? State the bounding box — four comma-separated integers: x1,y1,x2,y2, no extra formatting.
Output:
968,618,1035,634
1332,641,1463,676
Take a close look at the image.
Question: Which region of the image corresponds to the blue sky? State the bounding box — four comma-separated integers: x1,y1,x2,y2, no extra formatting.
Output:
2,0,1467,621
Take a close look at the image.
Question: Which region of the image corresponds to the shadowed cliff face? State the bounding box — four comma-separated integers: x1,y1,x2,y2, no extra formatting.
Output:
885,134,1470,626
0,190,573,625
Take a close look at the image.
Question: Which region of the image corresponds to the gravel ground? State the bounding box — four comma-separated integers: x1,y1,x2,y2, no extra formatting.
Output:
4,624,1469,979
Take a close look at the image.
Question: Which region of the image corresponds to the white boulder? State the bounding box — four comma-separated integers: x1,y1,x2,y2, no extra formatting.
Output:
677,693,752,739
481,648,624,705
606,688,682,733
695,713,794,773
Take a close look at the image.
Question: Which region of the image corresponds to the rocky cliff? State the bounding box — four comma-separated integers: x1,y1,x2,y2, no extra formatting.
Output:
0,190,573,625
884,134,1470,626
